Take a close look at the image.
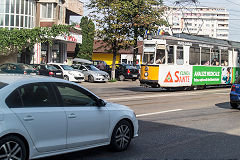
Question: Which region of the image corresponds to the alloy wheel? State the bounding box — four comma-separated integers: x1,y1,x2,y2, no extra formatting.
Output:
115,125,131,149
0,141,23,160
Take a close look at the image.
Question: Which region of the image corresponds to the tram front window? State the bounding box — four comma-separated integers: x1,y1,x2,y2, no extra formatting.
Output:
155,49,165,64
143,52,154,64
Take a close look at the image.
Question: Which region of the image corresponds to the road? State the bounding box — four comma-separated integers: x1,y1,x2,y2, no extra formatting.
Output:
41,81,240,160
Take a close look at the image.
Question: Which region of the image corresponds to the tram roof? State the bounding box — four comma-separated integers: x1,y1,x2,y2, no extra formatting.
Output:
153,33,240,49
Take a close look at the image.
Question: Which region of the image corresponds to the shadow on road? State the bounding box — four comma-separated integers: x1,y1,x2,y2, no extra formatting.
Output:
215,102,240,110
39,119,240,160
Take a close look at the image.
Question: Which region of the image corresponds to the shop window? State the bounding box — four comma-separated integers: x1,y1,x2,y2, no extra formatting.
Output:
16,0,20,14
211,49,220,66
221,50,228,66
5,14,9,26
11,0,15,13
0,15,3,26
155,49,165,64
176,46,183,65
167,46,174,64
189,47,200,65
201,48,210,65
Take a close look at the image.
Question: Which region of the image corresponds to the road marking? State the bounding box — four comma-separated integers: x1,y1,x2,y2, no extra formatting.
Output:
105,88,230,101
136,109,183,117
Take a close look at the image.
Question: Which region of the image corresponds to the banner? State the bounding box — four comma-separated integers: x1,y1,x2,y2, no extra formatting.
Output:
192,66,222,85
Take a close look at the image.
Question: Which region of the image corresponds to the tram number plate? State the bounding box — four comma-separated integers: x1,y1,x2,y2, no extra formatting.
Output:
133,75,137,77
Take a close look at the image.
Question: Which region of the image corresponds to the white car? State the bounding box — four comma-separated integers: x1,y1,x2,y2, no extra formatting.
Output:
48,63,85,82
0,74,138,160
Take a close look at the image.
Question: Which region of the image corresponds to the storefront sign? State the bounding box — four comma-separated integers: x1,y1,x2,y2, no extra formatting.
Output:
192,66,221,85
56,33,82,43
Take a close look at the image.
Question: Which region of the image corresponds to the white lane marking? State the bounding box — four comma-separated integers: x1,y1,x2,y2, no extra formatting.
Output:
105,88,230,101
136,109,183,117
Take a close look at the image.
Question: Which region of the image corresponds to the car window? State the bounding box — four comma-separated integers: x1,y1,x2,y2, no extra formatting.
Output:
18,83,57,107
60,65,74,71
52,65,61,70
85,65,100,71
5,90,22,108
46,65,57,70
9,64,17,70
19,64,34,70
0,64,8,70
79,66,86,70
0,82,8,89
55,83,97,107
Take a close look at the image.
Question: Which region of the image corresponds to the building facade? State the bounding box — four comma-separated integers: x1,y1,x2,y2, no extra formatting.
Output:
0,0,83,64
162,7,229,40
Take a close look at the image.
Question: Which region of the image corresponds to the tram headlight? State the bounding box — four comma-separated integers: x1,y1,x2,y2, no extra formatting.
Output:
144,72,149,77
145,67,149,71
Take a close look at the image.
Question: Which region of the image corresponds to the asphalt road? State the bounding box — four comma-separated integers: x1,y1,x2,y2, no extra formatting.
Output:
40,80,240,160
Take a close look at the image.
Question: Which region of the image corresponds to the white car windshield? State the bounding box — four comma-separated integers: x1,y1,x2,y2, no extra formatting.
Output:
61,65,74,71
85,65,100,71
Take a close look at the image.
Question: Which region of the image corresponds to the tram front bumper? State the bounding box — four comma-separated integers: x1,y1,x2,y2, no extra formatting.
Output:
140,79,160,88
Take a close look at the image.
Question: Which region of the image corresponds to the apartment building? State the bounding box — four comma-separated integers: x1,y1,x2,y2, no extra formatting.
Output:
162,7,229,40
0,0,83,64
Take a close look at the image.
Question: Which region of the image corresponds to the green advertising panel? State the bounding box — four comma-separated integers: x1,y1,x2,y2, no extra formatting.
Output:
232,67,240,83
192,66,222,85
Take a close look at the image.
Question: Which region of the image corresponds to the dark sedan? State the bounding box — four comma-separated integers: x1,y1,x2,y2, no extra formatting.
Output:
0,63,38,75
108,64,140,81
36,64,63,78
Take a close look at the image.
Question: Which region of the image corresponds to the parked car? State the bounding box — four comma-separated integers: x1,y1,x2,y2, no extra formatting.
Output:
108,64,139,81
0,74,138,160
36,64,63,79
48,63,84,82
72,64,110,82
0,63,38,75
230,77,240,108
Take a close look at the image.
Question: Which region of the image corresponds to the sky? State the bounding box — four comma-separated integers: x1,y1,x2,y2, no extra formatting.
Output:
71,0,240,42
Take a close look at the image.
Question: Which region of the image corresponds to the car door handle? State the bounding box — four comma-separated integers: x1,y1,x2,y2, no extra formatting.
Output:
23,116,34,121
68,113,77,119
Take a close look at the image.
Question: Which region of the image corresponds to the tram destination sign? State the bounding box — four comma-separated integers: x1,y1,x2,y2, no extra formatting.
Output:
192,66,222,85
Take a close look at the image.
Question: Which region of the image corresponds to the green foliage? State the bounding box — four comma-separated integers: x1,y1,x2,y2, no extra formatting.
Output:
75,16,95,60
0,25,70,56
109,79,117,82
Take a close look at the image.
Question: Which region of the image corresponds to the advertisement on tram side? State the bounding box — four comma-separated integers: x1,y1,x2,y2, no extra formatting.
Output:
192,66,222,85
159,66,192,87
232,67,240,84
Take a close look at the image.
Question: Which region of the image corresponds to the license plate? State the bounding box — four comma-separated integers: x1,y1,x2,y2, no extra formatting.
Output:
56,73,62,75
133,75,137,77
30,73,36,75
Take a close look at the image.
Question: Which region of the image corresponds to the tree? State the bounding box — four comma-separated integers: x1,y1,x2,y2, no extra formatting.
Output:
0,25,70,58
120,0,167,66
75,16,95,60
88,0,132,80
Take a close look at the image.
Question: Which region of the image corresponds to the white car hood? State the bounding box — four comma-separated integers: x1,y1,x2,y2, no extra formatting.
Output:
105,102,131,111
68,70,84,77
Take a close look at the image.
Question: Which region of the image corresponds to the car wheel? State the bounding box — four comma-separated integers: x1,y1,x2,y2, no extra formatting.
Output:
64,75,69,81
230,102,238,109
0,135,27,160
118,75,125,81
88,75,94,83
110,120,133,152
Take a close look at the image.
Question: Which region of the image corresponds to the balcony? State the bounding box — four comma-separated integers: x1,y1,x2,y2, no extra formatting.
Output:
66,0,84,16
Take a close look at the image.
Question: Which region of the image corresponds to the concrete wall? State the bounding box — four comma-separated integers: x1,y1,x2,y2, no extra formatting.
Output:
0,54,18,64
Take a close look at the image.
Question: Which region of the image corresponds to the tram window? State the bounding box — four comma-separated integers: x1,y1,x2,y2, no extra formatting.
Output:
176,47,184,65
189,47,200,65
168,46,174,64
201,48,210,65
143,52,154,64
211,49,220,66
221,50,228,66
155,49,165,64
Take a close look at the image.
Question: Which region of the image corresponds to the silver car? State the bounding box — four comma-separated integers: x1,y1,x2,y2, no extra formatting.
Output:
0,74,138,160
72,64,110,82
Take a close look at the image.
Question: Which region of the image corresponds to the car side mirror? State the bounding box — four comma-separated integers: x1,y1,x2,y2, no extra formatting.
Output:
97,99,106,107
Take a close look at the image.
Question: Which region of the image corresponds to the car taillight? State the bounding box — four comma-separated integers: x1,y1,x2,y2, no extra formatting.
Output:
231,85,236,92
49,72,54,76
24,71,27,75
127,69,130,74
